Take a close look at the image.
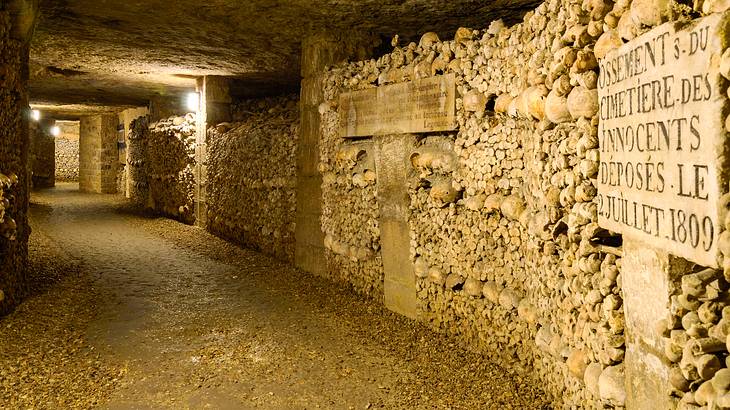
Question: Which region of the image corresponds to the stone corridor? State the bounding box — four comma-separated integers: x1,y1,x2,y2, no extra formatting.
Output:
6,0,730,406
0,184,547,409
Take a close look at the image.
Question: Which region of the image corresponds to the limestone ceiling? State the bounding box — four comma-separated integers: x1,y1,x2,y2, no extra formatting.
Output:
29,0,538,118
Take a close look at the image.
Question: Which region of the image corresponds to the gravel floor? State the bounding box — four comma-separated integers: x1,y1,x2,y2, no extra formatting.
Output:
0,183,552,409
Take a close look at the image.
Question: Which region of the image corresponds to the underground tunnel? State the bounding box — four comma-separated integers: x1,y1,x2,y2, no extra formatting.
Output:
3,0,730,408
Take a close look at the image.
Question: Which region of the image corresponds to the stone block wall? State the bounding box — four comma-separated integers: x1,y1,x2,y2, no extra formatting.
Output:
207,96,298,262
55,120,79,182
29,122,54,188
79,114,118,193
0,7,30,315
127,114,197,224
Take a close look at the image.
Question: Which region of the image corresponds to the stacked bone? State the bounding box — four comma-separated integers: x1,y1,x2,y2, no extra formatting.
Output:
127,117,149,205
600,0,730,407
55,136,79,182
0,10,30,313
660,267,730,408
0,11,22,244
0,170,19,306
207,96,298,262
593,0,696,62
0,172,19,241
318,0,635,403
145,114,196,224
29,123,55,188
319,72,386,297
321,142,383,297
659,186,730,407
524,119,626,407
717,57,730,388
115,164,126,196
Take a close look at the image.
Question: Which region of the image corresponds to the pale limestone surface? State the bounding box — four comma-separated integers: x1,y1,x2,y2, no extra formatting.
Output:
78,114,118,194
339,74,457,137
29,0,536,114
597,13,730,268
373,134,418,318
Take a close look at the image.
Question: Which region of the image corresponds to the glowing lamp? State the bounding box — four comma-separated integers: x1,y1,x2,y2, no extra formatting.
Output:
50,125,60,137
31,110,40,121
186,92,200,112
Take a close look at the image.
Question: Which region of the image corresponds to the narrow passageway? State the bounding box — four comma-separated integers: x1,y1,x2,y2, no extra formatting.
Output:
0,183,548,409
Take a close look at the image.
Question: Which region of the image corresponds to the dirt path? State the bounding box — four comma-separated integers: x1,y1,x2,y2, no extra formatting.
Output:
0,183,551,409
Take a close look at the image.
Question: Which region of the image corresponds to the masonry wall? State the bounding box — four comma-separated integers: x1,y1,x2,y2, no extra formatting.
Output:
0,7,30,314
207,96,298,262
29,122,54,188
127,114,196,224
79,114,118,193
55,120,79,182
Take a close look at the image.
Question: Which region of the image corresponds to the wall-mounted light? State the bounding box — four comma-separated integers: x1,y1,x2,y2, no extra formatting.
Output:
50,125,60,137
31,109,40,121
186,92,200,112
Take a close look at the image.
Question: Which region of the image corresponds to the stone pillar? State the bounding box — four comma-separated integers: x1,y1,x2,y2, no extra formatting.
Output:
6,0,38,42
195,76,231,227
373,135,418,318
79,114,118,193
296,33,372,275
119,106,149,198
622,238,692,408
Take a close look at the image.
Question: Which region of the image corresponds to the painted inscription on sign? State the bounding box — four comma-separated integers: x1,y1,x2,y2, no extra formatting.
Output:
597,13,730,267
339,73,456,137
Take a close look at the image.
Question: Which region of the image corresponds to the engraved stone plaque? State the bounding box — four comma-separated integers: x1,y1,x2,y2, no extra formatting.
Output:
597,12,730,267
339,73,457,137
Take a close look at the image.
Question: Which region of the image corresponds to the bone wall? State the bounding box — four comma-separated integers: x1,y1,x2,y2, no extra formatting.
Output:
207,96,299,262
317,0,730,405
118,107,148,197
594,3,730,409
54,121,79,182
318,1,634,406
0,8,29,314
127,117,148,205
147,114,196,223
127,114,196,224
29,122,54,188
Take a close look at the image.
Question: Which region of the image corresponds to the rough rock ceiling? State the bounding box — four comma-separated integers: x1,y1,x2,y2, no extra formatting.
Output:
30,0,537,118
